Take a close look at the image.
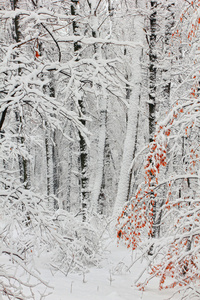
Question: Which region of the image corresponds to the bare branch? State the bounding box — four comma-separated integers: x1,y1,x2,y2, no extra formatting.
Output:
94,0,103,16
41,23,61,62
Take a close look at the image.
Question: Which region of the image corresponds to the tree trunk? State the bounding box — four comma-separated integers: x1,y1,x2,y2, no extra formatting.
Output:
162,1,175,108
102,137,115,215
43,77,59,210
148,0,158,255
45,123,57,210
71,0,89,221
127,94,140,199
113,2,144,219
149,0,157,143
91,97,107,214
11,0,31,189
89,0,109,215
65,124,73,211
148,1,175,254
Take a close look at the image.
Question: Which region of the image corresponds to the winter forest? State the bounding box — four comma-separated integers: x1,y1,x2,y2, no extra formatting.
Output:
2,0,200,299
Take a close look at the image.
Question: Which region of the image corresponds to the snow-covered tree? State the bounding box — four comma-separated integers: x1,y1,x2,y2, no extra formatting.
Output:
113,0,146,218
117,0,200,296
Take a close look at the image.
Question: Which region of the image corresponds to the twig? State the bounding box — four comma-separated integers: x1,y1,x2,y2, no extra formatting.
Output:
41,23,61,62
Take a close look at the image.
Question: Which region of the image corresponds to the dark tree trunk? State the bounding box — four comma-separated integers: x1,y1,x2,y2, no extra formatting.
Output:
148,1,158,255
10,0,31,189
71,0,89,221
149,1,157,143
162,2,175,106
44,78,59,210
149,2,175,252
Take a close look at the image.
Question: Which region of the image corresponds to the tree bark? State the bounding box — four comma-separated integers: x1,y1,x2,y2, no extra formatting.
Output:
149,0,157,143
148,0,158,255
162,1,175,108
71,0,89,221
148,1,175,254
43,77,59,210
10,0,31,189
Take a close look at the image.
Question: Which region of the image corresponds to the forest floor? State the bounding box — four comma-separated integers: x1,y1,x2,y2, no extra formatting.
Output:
0,217,187,300
41,237,181,300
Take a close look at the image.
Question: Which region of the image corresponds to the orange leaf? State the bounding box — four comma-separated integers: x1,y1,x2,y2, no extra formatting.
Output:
35,51,40,58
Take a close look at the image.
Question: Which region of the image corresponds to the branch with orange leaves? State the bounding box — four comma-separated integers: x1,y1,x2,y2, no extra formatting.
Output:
131,174,199,204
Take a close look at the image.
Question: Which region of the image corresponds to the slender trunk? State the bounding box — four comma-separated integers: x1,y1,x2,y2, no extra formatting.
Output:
43,77,59,210
11,0,30,189
45,130,59,210
89,1,109,215
32,0,59,209
113,5,144,219
181,138,192,274
45,126,54,198
147,1,158,255
149,1,157,143
64,97,74,211
162,1,175,108
127,94,140,198
71,0,89,221
102,137,114,215
91,97,107,214
65,124,73,211
15,113,31,189
45,123,56,210
52,130,59,197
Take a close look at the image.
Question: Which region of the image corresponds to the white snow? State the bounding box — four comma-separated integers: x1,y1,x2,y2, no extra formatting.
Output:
31,238,181,300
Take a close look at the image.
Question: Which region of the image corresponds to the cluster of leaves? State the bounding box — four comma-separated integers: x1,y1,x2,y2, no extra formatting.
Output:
116,125,168,249
117,95,200,291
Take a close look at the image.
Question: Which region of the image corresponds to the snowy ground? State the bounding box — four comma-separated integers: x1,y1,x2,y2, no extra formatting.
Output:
0,214,183,300
0,215,185,300
39,239,181,300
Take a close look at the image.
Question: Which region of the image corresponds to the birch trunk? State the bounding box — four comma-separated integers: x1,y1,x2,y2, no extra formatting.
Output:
71,0,89,221
162,1,175,108
149,0,157,144
148,1,158,255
